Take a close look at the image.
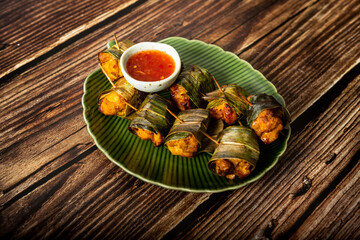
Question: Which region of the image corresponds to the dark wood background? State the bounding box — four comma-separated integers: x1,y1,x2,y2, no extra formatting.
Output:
1,0,359,239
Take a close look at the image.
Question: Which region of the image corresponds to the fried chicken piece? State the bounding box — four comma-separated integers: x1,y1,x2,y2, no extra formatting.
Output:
169,84,192,111
214,159,235,179
98,52,122,82
252,108,284,144
235,160,253,179
166,135,199,158
208,101,238,125
214,159,253,180
98,91,126,116
130,127,164,147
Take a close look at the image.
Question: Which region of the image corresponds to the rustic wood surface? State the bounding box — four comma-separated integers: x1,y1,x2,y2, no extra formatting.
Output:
0,0,359,239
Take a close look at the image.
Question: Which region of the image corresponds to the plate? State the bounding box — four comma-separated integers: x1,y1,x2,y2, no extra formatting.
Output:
82,37,290,192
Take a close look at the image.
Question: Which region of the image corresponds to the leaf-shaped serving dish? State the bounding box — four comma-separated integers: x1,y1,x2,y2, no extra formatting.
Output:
82,37,290,192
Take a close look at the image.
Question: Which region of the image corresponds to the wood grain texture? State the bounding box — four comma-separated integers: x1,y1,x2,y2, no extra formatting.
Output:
1,1,270,238
196,0,318,51
1,145,209,239
0,0,141,79
0,0,359,239
0,0,308,193
0,0,243,213
166,70,360,240
236,0,360,120
291,154,360,239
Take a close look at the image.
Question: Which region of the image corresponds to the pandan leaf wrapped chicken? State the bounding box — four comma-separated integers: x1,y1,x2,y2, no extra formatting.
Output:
129,94,173,147
208,126,260,180
98,40,135,82
203,84,249,125
98,77,146,117
170,64,215,111
165,109,210,158
247,93,291,144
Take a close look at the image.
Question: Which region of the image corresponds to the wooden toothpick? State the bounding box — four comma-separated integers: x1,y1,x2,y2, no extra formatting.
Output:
212,76,224,93
113,33,120,49
241,94,252,106
125,102,138,111
200,130,219,145
167,108,180,121
213,76,252,106
166,108,219,145
99,64,116,88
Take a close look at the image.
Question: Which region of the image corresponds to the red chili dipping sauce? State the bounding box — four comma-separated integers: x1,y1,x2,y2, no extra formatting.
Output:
126,50,175,82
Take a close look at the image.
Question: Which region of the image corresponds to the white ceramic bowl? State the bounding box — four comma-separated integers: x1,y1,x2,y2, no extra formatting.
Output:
120,42,181,92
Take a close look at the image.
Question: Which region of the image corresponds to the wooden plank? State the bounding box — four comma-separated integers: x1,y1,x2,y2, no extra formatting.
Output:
291,159,360,239
148,0,316,42
234,0,360,120
0,127,210,238
0,0,312,80
0,0,297,237
196,0,317,51
0,126,91,207
0,0,141,79
1,0,265,205
0,0,359,239
165,73,360,239
0,0,306,193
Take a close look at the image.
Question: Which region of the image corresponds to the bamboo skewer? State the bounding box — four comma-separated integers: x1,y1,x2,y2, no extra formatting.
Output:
113,33,123,82
125,102,138,111
241,94,252,106
99,62,137,111
199,129,219,145
166,108,179,120
212,76,252,106
166,109,219,145
99,64,116,88
99,34,123,88
113,33,120,49
212,76,223,93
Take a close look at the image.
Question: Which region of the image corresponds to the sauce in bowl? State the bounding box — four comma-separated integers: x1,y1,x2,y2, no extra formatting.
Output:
120,42,181,92
126,50,175,82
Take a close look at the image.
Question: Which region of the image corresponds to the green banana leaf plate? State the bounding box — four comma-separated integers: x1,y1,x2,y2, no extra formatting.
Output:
82,37,290,192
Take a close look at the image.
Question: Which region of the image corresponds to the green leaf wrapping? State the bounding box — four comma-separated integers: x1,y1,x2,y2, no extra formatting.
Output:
129,94,173,137
104,46,122,59
204,84,249,117
246,93,291,127
208,126,260,173
103,40,136,59
174,64,215,108
98,78,146,118
165,109,210,148
199,119,224,153
205,98,227,110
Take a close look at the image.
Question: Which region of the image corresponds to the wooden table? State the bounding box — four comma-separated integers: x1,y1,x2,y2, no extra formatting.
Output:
1,0,359,239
